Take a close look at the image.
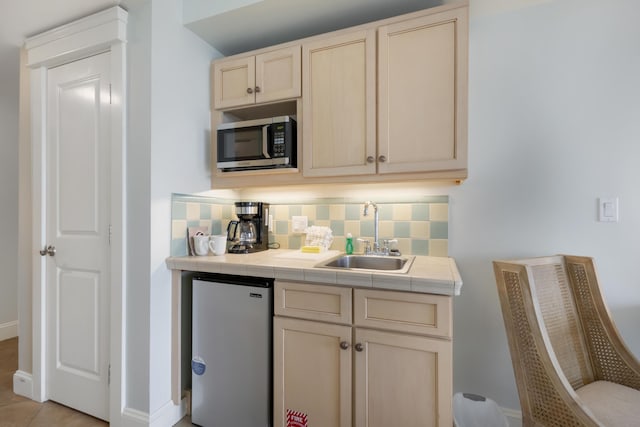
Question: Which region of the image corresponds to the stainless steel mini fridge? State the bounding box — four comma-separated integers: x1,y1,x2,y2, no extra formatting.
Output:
191,274,273,427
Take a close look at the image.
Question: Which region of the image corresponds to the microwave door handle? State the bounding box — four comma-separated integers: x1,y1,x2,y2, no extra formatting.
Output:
262,125,271,158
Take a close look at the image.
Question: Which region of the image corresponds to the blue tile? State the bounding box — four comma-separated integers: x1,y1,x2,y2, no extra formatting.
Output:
379,204,393,220
345,204,361,220
393,222,411,238
330,220,345,236
187,220,201,228
211,220,223,235
200,204,211,220
411,239,429,256
276,220,289,235
430,221,448,239
172,202,187,220
171,238,188,257
411,204,429,221
316,205,330,220
288,235,302,249
360,220,374,238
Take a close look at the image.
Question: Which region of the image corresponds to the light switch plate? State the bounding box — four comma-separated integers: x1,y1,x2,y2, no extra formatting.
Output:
598,197,619,222
291,216,308,233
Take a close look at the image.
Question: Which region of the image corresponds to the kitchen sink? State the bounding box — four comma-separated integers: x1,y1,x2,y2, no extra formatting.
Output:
317,254,415,274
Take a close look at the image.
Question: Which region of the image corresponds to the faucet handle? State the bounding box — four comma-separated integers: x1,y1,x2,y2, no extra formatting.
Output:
357,238,372,254
382,239,400,256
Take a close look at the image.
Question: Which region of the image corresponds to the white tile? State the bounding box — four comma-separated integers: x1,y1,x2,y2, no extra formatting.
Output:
336,271,372,287
372,274,411,291
304,268,337,284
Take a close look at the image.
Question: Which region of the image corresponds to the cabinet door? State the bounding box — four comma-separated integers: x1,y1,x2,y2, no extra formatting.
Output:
274,317,352,427
255,46,301,104
213,55,256,109
378,8,468,174
354,328,452,427
302,30,376,177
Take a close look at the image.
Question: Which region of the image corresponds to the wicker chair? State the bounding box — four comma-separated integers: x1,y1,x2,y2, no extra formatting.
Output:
493,255,640,426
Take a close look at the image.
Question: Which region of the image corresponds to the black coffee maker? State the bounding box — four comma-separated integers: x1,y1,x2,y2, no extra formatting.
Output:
226,202,269,253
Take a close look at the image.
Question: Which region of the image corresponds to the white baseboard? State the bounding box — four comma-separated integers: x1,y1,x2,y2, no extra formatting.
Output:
502,406,523,427
0,320,18,341
13,370,33,399
122,397,187,427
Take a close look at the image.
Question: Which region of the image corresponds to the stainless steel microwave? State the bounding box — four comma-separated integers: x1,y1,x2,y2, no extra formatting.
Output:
216,116,296,172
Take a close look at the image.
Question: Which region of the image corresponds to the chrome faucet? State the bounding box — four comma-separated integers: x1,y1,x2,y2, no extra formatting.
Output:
361,200,401,256
363,201,379,253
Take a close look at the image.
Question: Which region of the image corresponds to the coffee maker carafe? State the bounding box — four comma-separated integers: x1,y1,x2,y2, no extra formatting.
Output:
226,202,269,253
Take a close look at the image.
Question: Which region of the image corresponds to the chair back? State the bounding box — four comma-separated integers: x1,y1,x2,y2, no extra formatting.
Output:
494,255,640,425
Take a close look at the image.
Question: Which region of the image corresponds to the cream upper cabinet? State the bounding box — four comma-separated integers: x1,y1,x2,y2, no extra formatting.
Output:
302,30,376,177
273,281,453,427
378,7,468,174
213,45,301,110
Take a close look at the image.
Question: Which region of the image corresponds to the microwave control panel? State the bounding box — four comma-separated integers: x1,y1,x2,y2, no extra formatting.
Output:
272,124,286,157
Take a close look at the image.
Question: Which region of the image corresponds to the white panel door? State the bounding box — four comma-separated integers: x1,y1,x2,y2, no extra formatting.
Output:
46,52,111,421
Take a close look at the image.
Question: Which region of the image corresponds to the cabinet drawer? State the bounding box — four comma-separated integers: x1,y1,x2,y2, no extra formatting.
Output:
275,281,352,324
354,289,451,338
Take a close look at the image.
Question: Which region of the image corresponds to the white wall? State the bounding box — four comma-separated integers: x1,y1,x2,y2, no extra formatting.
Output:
124,0,219,417
0,45,19,340
147,0,217,416
450,0,640,411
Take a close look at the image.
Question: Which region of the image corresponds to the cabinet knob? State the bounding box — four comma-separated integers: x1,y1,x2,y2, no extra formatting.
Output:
366,156,375,164
246,87,254,94
254,86,261,93
339,341,350,350
355,343,364,352
378,155,387,163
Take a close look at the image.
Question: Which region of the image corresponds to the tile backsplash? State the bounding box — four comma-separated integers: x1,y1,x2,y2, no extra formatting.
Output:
170,193,449,257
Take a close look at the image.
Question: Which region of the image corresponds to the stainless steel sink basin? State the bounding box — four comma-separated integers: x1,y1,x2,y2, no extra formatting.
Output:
317,254,415,274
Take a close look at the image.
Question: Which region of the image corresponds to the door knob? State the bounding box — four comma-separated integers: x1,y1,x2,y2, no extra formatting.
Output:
378,155,387,163
39,245,56,256
366,156,375,163
354,343,364,352
339,341,350,350
254,86,261,93
246,87,254,94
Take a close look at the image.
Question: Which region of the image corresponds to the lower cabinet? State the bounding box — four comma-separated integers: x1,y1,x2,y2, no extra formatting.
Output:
273,280,453,427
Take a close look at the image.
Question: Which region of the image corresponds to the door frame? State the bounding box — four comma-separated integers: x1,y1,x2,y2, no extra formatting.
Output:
25,6,127,424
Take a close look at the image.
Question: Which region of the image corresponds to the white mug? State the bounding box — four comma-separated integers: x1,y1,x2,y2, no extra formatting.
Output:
209,235,227,256
193,235,210,256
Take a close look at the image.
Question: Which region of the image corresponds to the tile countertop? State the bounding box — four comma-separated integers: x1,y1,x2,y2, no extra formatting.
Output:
165,249,463,296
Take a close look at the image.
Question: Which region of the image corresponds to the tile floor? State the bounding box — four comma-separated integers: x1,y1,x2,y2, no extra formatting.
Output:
0,338,194,426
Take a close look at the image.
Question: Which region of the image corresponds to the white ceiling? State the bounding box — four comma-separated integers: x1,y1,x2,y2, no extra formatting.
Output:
183,0,446,56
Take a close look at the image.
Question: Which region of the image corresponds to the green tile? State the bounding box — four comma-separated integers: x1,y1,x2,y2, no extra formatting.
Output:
430,221,448,239
187,220,201,228
393,222,411,238
316,205,330,220
276,220,289,235
411,239,429,256
345,204,361,220
330,220,345,236
411,204,429,221
172,202,187,220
